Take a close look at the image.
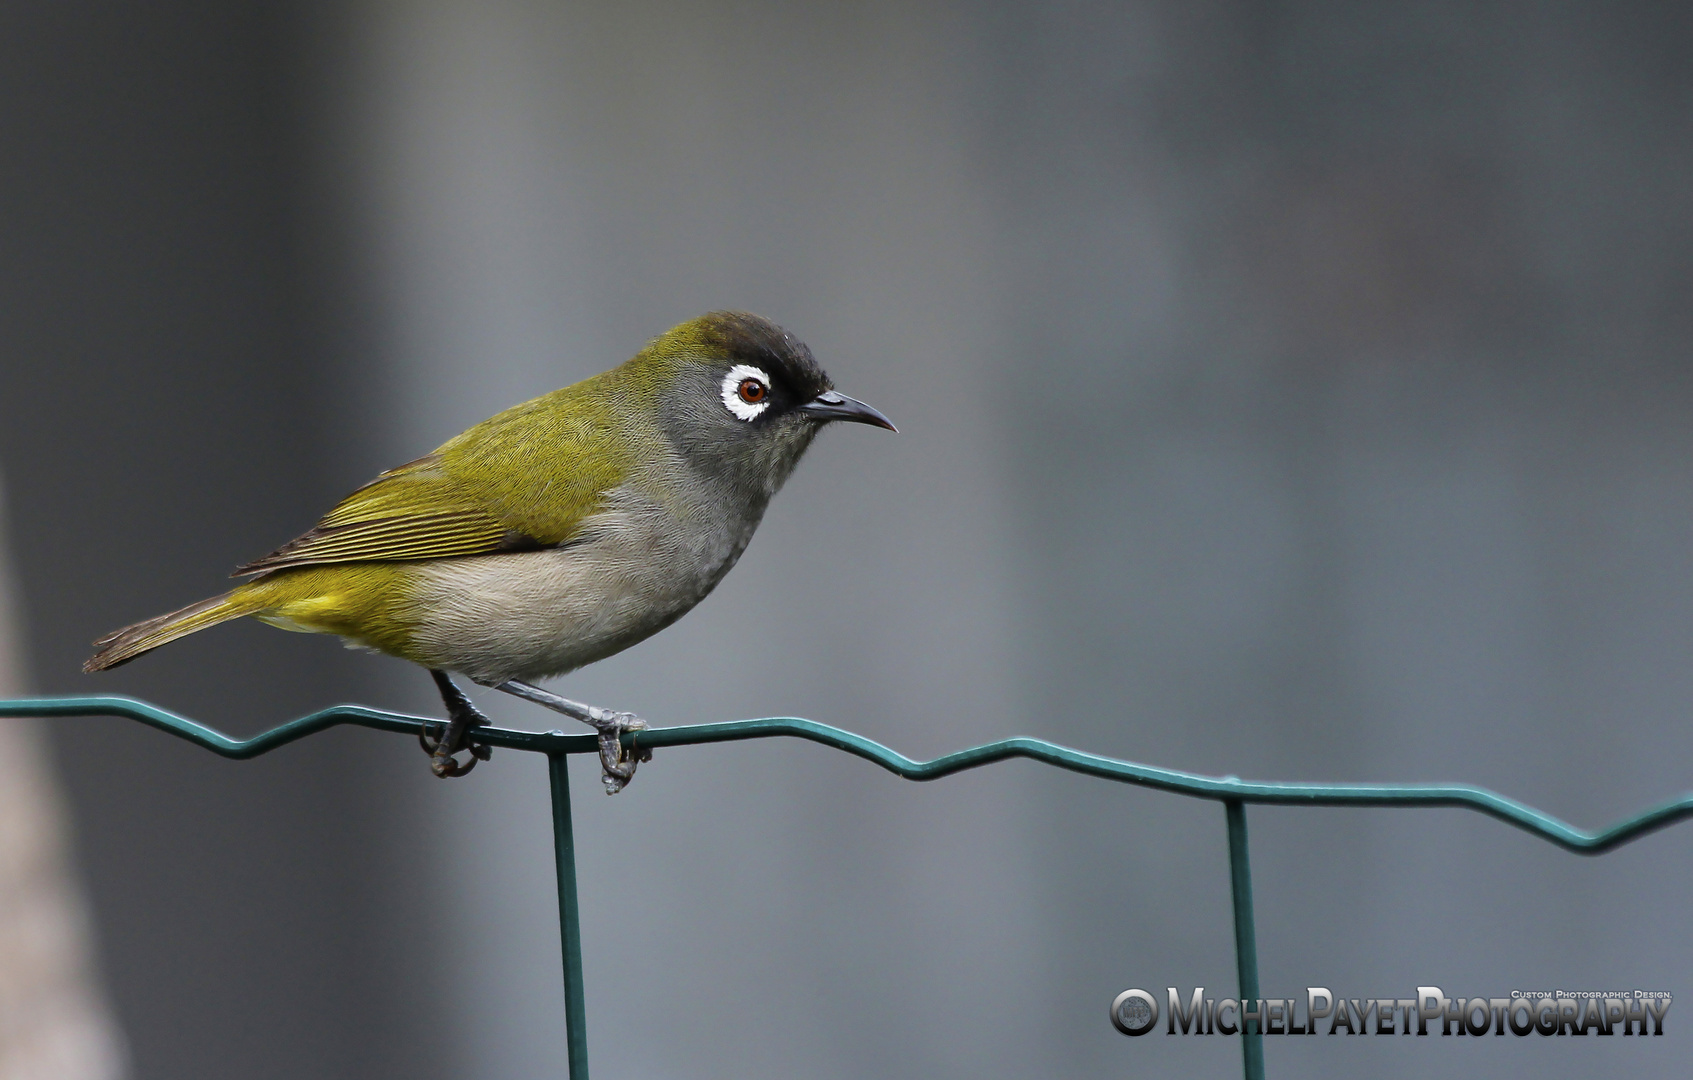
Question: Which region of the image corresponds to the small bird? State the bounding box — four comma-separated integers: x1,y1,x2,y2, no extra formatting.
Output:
85,312,894,790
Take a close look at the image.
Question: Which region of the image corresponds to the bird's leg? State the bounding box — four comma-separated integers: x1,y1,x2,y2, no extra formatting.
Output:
419,669,494,778
483,679,651,794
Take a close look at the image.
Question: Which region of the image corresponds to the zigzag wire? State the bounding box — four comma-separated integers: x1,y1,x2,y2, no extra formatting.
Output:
3,694,1689,854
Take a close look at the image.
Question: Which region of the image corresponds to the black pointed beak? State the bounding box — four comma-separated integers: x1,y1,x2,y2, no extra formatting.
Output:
799,390,897,431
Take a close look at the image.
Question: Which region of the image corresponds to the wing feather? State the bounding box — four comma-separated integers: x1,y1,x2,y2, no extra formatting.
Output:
232,373,642,577
233,455,545,575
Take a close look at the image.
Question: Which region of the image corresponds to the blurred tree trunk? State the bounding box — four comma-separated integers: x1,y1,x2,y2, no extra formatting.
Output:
0,478,126,1080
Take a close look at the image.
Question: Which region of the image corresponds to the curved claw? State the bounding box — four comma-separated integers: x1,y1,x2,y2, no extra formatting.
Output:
418,719,444,756
431,749,480,778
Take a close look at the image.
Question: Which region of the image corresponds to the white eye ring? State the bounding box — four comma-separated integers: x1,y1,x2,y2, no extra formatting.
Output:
721,364,772,421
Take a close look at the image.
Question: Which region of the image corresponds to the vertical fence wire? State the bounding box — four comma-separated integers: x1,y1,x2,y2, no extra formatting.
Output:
548,753,590,1080
1225,799,1265,1080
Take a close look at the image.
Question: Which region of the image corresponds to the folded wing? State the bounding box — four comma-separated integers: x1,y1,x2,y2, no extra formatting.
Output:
233,454,553,575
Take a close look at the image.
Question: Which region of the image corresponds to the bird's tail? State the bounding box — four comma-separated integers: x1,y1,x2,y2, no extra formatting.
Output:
83,589,265,672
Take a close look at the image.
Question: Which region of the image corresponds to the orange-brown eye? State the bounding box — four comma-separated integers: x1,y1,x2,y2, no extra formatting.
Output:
721,365,773,419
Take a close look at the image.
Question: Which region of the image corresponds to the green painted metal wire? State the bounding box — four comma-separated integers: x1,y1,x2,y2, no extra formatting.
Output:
7,692,1693,1080
546,753,590,1080
1225,801,1264,1080
6,694,1690,854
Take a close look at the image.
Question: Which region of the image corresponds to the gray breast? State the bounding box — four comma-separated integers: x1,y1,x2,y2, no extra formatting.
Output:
405,480,767,683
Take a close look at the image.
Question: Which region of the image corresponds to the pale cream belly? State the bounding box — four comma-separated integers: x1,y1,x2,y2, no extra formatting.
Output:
401,517,751,683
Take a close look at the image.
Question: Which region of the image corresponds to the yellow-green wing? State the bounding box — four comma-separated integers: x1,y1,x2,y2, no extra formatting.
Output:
232,367,650,578
232,454,546,576
429,370,649,541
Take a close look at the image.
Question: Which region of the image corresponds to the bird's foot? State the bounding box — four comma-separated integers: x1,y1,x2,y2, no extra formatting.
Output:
418,707,493,777
583,707,651,795
487,679,653,793
422,671,494,777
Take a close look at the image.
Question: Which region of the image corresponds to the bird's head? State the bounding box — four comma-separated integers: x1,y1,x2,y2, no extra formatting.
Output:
630,311,895,497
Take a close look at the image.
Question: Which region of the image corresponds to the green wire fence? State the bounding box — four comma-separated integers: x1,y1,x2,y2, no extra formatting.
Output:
4,693,1691,1080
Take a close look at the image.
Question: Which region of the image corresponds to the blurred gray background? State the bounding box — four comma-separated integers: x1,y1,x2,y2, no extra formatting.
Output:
2,2,1691,1078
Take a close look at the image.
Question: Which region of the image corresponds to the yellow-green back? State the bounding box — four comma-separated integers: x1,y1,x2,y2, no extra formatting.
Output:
234,318,731,575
